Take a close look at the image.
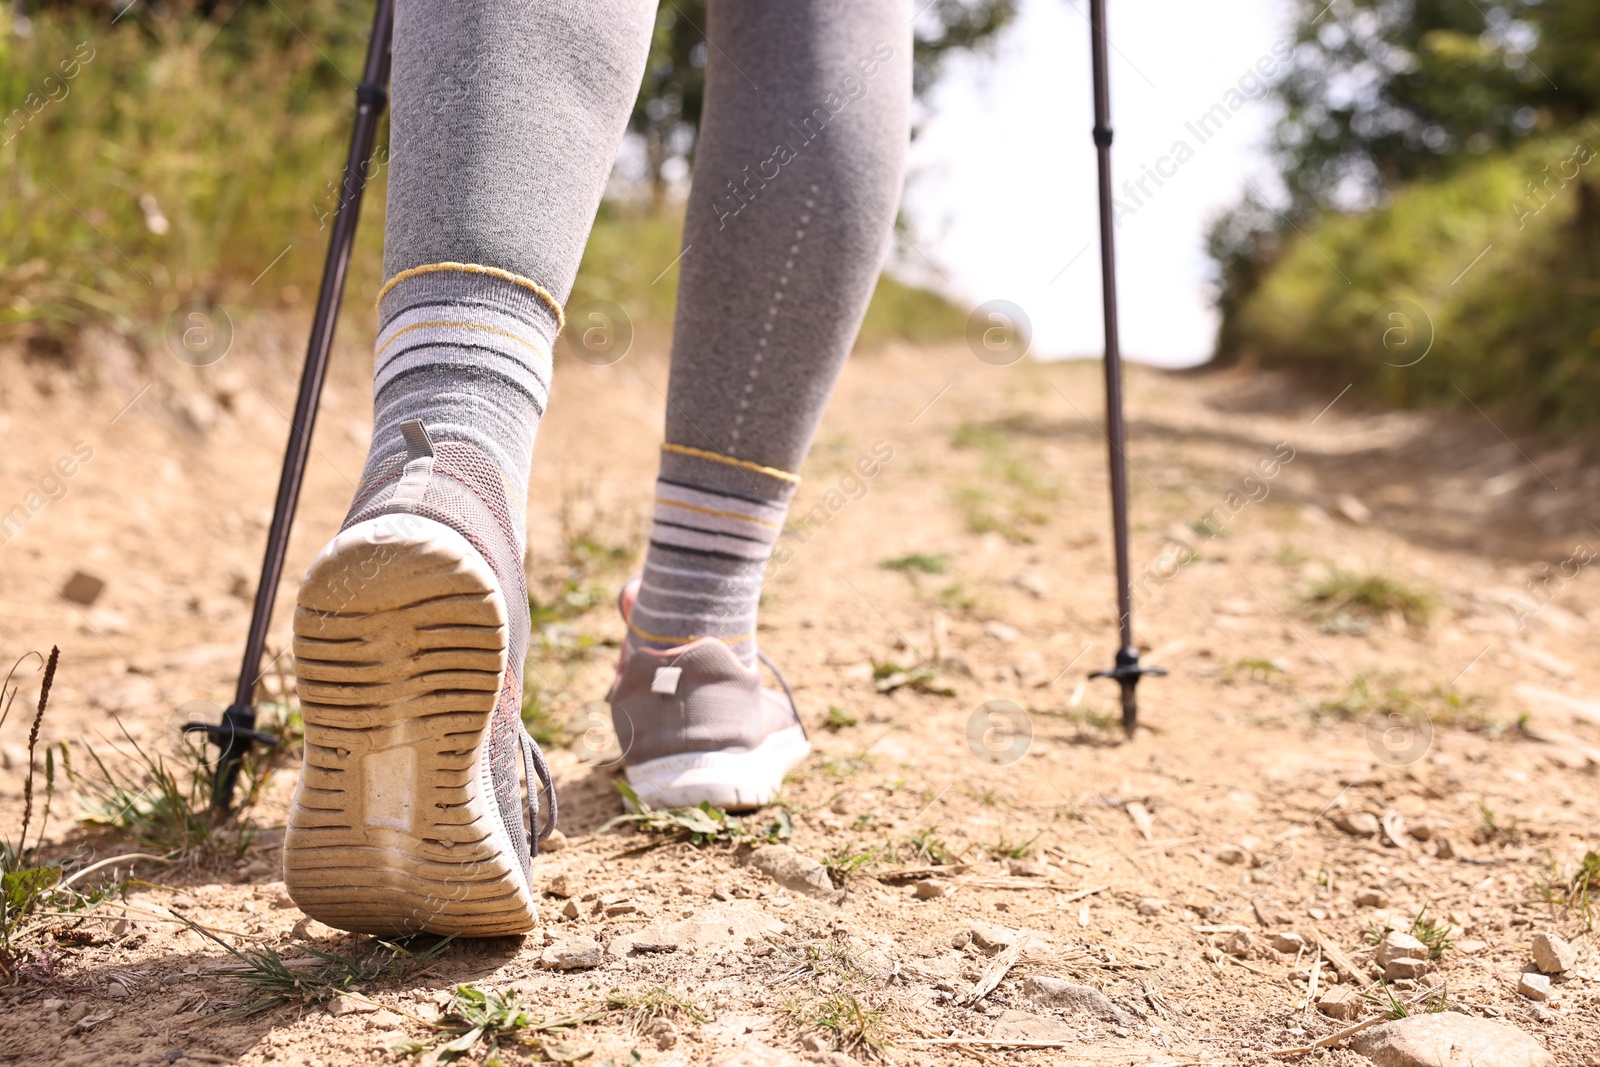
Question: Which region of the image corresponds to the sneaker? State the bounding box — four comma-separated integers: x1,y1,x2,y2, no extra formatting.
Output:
284,421,554,937
606,578,809,811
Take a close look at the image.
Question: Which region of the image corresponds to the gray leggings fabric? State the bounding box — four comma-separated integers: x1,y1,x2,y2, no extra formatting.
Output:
381,0,912,471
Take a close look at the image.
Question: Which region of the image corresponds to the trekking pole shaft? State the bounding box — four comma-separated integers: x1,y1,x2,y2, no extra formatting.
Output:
213,0,395,810
1088,0,1134,653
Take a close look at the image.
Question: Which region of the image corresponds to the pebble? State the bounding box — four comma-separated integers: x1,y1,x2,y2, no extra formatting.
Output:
989,1009,1077,1042
1215,844,1250,866
1517,973,1551,1002
1383,957,1429,981
1136,897,1167,916
1434,837,1456,860
913,879,951,900
1223,930,1253,957
545,874,575,898
1334,811,1381,838
327,995,378,1016
1007,859,1046,878
1350,1011,1555,1067
540,828,568,852
968,921,1023,954
1375,931,1430,968
1530,932,1576,975
1355,888,1389,908
1022,977,1134,1026
169,894,196,909
1334,494,1371,524
745,845,843,904
1271,932,1308,954
982,620,1020,643
540,936,604,970
1317,986,1362,1020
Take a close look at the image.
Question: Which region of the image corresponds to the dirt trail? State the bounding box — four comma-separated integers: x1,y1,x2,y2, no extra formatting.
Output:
0,324,1597,1066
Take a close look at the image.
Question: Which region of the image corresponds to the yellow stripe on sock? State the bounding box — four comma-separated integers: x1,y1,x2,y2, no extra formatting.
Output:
626,616,754,647
375,319,550,363
377,262,566,330
660,442,800,484
655,496,780,528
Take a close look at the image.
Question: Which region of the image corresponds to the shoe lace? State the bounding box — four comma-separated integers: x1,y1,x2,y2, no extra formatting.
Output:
519,728,559,854
757,648,808,740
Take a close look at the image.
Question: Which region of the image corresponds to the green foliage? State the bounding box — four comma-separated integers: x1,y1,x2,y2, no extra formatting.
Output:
878,552,950,575
823,705,859,731
3,5,969,353
1409,905,1454,959
397,985,601,1064
202,928,453,1020
870,659,954,696
801,991,890,1057
67,725,249,861
1535,850,1600,927
600,781,793,847
1307,567,1436,625
985,830,1039,861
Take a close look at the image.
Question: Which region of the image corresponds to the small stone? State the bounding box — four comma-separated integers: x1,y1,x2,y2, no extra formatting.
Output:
1408,818,1435,842
1136,897,1167,916
540,829,568,852
1215,844,1250,866
328,994,379,1016
1355,888,1389,908
561,899,580,919
1518,972,1552,1002
62,570,106,606
1224,930,1254,957
645,1018,678,1050
1531,932,1577,975
1022,977,1134,1025
1384,957,1429,981
1434,837,1456,860
41,999,66,1012
169,893,196,909
990,1009,1076,1042
1333,811,1381,838
1317,986,1362,1021
366,1009,404,1030
745,845,843,903
1350,1011,1556,1067
540,935,604,970
106,982,131,999
1203,946,1224,963
604,901,639,917
1271,931,1308,954
1375,931,1430,968
913,879,951,900
1007,859,1046,878
968,921,1021,954
950,930,972,950
1334,494,1371,524
982,620,1020,643
545,874,575,898
799,1033,829,1053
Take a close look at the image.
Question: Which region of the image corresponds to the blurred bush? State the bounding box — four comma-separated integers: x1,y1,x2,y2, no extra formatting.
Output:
1223,128,1600,433
1,1,965,358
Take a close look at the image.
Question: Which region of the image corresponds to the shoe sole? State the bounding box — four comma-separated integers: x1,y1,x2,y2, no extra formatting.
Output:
624,725,811,811
284,515,538,937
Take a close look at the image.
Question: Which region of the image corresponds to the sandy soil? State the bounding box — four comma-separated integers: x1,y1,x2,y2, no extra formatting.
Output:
0,319,1597,1066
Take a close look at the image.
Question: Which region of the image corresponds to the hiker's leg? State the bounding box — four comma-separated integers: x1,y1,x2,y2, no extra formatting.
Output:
626,0,913,662
285,0,656,936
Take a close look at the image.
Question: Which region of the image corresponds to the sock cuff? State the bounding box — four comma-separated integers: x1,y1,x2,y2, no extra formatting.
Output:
378,261,565,330
375,266,559,415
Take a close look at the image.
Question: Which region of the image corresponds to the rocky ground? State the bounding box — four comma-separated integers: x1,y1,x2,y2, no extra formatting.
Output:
0,322,1597,1066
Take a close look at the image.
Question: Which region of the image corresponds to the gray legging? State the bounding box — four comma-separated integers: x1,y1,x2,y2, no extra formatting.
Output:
382,0,911,473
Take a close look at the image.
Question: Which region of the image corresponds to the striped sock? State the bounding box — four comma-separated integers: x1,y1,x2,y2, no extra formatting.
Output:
627,444,799,665
358,262,562,567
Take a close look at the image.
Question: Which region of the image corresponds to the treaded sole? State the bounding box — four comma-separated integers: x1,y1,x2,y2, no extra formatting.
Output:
624,725,811,811
284,514,538,937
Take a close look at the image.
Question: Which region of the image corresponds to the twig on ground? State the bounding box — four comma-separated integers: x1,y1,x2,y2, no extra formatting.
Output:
962,935,1028,1006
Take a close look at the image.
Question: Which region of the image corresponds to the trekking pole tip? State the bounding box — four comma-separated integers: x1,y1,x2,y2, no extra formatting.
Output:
1090,645,1166,738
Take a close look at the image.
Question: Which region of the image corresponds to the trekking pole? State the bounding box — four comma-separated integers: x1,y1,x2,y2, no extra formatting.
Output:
1083,0,1163,735
186,0,395,813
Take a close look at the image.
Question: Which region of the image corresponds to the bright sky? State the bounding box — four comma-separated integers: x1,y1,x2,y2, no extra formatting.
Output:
903,0,1294,367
